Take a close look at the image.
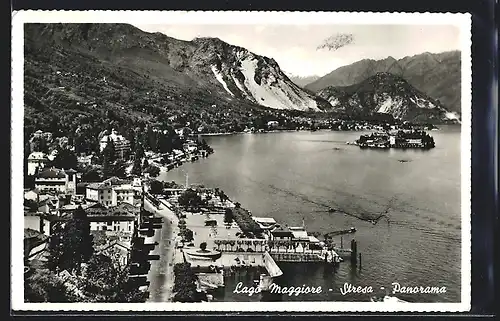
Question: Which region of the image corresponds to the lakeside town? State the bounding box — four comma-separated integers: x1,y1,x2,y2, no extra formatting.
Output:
23,114,441,302
24,120,387,303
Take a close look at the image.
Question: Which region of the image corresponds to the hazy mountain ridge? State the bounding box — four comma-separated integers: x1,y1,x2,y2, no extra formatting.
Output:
317,73,460,123
286,74,321,88
306,51,461,113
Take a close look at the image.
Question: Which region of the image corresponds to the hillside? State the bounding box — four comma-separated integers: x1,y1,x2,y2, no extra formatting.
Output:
25,23,329,115
306,51,461,113
317,73,460,123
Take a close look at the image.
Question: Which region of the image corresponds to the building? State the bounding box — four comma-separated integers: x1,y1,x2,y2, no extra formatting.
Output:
27,152,49,175
95,241,131,267
99,129,131,159
253,217,278,231
77,154,96,167
86,177,141,207
24,212,61,237
389,136,396,146
270,226,293,241
267,120,279,128
289,226,310,242
84,202,139,241
34,168,78,195
31,130,53,142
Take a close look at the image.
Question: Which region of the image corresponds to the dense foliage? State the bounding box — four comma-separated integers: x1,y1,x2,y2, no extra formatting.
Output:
47,206,94,274
80,253,148,302
172,262,203,302
178,188,206,210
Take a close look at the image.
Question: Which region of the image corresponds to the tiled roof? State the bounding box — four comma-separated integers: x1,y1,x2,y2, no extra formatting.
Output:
86,177,131,190
84,202,139,217
28,152,49,161
24,228,48,241
271,226,293,236
36,168,66,179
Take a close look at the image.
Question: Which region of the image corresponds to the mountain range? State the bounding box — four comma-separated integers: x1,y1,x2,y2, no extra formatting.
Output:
306,51,461,114
317,73,460,123
24,23,460,127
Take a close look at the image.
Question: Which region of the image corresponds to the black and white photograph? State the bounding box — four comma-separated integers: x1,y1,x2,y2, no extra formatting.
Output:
11,11,472,312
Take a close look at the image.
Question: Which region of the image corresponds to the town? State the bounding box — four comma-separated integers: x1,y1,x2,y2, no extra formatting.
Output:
23,125,363,303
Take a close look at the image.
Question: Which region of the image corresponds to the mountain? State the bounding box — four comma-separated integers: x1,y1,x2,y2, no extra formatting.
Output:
317,73,460,123
306,51,461,113
286,74,321,88
24,23,329,115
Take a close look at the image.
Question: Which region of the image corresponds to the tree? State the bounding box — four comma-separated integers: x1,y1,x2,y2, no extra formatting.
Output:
102,138,116,164
50,148,78,169
46,224,65,273
48,206,94,275
145,165,160,177
224,208,234,224
180,228,194,242
178,188,204,210
172,262,201,302
149,180,163,195
131,158,142,176
81,253,148,302
24,268,77,302
142,159,149,170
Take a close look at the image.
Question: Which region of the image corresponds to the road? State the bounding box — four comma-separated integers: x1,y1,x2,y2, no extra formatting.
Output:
145,198,180,302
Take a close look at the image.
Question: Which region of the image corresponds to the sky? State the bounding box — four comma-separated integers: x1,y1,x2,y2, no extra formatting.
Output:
134,24,461,77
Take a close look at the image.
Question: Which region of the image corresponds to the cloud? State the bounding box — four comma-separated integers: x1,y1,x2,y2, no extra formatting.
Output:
316,33,354,51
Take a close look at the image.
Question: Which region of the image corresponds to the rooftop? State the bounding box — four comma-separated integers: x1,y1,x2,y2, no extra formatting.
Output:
36,168,67,179
84,202,139,217
86,177,131,190
271,226,293,236
28,152,49,161
253,217,277,224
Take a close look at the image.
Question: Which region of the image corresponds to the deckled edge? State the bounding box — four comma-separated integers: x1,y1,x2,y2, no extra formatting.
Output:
11,10,473,313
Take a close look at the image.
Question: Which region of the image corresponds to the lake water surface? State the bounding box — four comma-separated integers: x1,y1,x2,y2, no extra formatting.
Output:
158,127,462,302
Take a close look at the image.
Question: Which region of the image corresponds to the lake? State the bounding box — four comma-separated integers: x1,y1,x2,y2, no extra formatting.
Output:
158,127,462,302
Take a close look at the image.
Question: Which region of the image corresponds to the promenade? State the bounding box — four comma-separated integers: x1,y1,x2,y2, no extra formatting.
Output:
145,198,180,302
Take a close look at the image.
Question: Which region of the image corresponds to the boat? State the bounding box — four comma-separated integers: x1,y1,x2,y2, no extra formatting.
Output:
370,295,408,303
370,286,408,302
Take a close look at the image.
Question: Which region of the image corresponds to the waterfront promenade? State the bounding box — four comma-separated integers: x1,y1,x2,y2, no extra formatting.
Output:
145,199,180,302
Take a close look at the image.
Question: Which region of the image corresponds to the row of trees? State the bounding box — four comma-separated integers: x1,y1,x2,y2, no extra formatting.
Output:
178,219,194,243
213,239,267,252
231,206,263,238
212,239,316,253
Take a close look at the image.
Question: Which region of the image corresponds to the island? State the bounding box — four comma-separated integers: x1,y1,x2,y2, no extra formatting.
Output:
354,130,436,149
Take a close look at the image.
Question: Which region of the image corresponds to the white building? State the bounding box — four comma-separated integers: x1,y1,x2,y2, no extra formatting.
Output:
85,202,139,239
86,177,141,207
34,168,78,194
99,129,131,159
27,152,49,175
389,136,396,146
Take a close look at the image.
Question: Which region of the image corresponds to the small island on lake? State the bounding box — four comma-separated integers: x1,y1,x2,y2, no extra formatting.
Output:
353,130,436,149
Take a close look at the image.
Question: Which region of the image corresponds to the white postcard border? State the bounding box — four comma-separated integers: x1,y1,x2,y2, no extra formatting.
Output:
11,10,472,312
